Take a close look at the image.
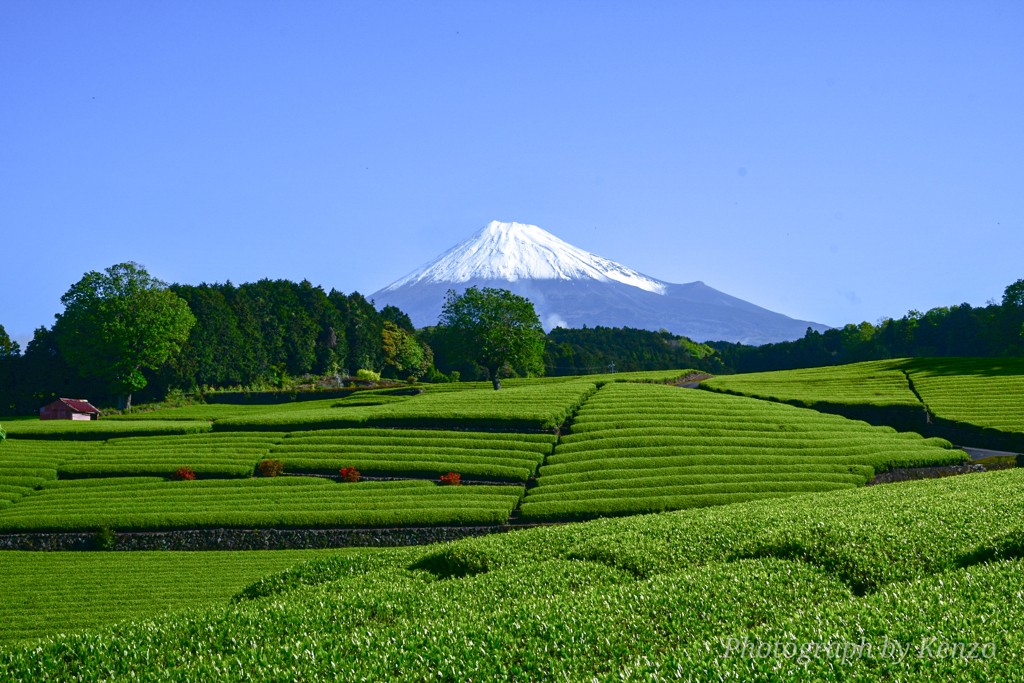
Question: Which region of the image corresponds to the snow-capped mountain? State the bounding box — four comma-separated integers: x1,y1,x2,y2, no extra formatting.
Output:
371,221,829,345
381,221,667,295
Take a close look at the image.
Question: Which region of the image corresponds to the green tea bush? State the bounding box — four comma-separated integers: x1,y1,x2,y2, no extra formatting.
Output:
0,478,523,531
522,382,966,520
5,471,1024,680
215,381,597,432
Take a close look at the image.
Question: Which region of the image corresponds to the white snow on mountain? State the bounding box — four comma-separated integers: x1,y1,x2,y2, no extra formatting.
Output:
381,221,668,295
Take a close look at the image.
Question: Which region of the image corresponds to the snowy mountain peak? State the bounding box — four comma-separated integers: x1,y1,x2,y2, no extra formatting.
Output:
381,221,668,295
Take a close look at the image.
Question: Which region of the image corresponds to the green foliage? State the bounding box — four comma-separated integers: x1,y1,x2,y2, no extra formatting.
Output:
713,279,1024,372
705,357,1024,446
215,381,596,432
2,419,213,440
55,262,196,408
0,325,19,357
354,369,380,382
544,326,726,375
270,429,550,481
411,544,492,578
904,357,1024,435
1003,279,1024,307
519,382,964,520
438,286,545,389
381,321,431,380
0,478,524,532
0,548,354,642
234,554,381,602
703,360,923,408
3,472,1024,678
92,526,116,551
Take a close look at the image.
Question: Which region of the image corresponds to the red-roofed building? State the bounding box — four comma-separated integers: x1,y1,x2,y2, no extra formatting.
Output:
40,398,101,421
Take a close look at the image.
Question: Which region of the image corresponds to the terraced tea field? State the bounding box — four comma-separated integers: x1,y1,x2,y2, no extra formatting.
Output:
904,358,1024,434
0,370,981,531
0,478,524,531
703,357,1024,450
271,428,556,481
0,548,364,642
520,382,963,520
3,469,1022,679
702,359,921,408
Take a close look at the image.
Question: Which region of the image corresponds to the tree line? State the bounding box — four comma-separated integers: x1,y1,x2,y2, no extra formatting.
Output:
0,265,430,414
710,279,1024,373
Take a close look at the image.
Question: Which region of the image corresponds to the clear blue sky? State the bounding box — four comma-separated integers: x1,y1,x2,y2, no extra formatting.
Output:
2,1,1022,347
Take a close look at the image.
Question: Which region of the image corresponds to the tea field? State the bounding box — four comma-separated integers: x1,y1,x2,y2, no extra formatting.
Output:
0,371,970,530
2,468,1022,680
703,357,1024,450
520,382,962,520
0,548,366,642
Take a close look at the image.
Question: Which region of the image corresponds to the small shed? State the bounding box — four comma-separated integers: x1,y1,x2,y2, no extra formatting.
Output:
40,398,101,421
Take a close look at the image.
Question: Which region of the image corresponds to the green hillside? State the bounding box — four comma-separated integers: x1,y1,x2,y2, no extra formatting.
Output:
703,357,1024,451
1,469,1021,679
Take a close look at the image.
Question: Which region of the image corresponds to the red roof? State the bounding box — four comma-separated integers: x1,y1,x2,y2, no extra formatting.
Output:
58,398,101,414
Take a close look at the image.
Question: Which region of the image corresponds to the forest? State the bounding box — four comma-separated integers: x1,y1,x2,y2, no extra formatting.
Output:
711,279,1024,373
0,280,428,414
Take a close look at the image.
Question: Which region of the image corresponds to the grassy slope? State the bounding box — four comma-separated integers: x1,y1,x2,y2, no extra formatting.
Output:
703,358,1024,442
0,549,366,643
903,357,1024,433
521,382,964,520
2,469,1023,680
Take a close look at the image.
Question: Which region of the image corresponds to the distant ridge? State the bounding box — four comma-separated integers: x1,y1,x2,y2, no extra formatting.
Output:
372,221,829,345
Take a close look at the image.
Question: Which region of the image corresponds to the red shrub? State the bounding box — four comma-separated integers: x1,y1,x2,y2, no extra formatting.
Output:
171,466,196,481
258,459,284,477
440,472,461,486
339,467,361,483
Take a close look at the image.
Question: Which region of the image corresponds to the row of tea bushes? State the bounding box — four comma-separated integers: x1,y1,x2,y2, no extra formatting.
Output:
5,469,1023,680
271,429,556,481
703,358,1024,449
0,548,352,643
701,360,922,408
0,440,104,508
214,381,599,432
906,357,1024,435
103,392,412,422
0,478,524,532
1,420,213,440
520,382,966,520
55,433,284,479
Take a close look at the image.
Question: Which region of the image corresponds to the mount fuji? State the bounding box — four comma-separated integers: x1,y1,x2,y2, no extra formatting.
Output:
371,221,829,345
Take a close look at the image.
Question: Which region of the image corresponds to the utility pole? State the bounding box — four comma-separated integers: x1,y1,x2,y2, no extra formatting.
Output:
608,362,615,374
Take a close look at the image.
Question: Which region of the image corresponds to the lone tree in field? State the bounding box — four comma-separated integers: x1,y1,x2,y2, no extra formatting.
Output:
438,286,544,390
56,262,196,410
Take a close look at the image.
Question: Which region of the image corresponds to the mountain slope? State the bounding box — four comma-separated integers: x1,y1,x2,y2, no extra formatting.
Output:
372,221,829,345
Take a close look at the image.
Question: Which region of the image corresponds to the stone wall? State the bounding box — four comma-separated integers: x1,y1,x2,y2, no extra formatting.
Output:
0,524,546,552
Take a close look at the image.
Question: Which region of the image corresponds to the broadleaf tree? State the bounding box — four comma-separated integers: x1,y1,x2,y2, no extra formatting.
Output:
56,262,196,409
438,286,544,390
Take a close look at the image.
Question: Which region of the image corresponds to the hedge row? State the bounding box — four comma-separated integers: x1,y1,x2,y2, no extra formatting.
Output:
0,478,524,531
523,382,966,520
214,381,598,432
275,437,553,455
2,421,213,440
284,429,558,444
532,470,870,496
701,360,923,408
534,462,878,488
